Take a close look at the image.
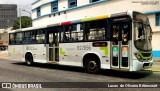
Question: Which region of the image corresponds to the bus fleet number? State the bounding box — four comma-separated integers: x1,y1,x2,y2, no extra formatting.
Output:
77,45,91,50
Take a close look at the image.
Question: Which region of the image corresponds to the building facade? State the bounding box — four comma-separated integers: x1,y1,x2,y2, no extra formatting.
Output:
31,0,160,58
0,29,8,50
0,4,17,29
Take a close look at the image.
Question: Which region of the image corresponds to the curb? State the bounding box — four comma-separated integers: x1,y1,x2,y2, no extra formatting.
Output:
145,62,160,72
145,68,160,72
153,58,160,62
0,57,10,60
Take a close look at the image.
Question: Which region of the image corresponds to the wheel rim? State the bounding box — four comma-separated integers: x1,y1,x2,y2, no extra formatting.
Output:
88,60,97,70
27,59,31,65
26,55,32,65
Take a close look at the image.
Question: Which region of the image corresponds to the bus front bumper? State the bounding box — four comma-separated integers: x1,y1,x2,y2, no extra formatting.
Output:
131,59,153,71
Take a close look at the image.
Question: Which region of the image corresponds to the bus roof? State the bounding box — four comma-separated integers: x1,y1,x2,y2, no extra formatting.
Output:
9,25,48,33
9,10,138,33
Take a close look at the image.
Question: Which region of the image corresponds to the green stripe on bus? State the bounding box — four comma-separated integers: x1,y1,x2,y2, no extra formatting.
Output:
100,47,108,56
60,47,65,55
82,17,93,22
138,51,152,59
13,48,15,53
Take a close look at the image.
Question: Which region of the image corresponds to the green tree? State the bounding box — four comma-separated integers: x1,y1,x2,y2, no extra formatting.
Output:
12,16,32,30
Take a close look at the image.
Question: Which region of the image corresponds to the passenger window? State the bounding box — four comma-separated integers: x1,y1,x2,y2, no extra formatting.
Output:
36,30,45,43
122,24,129,45
63,26,71,42
112,25,119,45
85,20,106,40
62,23,84,42
9,33,15,45
24,32,31,44
71,24,83,41
15,33,24,44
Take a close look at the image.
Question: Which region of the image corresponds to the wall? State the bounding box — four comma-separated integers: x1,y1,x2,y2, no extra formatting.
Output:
147,14,160,32
152,32,160,58
31,0,160,28
147,14,160,58
32,0,50,9
58,0,68,11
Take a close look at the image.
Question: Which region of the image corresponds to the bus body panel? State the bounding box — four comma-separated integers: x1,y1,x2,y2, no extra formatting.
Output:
8,45,24,60
131,59,153,71
9,44,47,63
24,44,47,63
59,42,110,69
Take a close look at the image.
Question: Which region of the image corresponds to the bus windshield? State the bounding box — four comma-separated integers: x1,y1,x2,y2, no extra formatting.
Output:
133,12,152,51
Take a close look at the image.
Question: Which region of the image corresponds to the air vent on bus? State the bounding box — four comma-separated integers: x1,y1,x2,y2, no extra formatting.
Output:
141,53,151,57
143,63,150,67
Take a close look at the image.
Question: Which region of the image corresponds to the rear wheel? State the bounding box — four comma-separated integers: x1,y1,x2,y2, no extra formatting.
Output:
84,57,100,74
25,54,33,65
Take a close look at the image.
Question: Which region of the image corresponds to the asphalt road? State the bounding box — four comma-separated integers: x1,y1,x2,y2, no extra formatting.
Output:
0,59,160,91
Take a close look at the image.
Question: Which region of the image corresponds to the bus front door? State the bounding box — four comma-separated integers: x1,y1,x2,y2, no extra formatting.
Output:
48,32,59,62
111,23,130,70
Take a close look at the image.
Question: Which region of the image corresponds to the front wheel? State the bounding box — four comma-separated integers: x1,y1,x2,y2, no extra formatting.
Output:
85,58,100,74
25,54,33,66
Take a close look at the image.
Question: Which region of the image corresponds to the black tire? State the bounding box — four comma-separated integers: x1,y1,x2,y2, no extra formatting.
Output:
25,54,33,66
84,57,100,74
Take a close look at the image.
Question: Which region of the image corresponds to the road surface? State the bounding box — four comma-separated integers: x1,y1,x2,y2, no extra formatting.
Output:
0,59,160,91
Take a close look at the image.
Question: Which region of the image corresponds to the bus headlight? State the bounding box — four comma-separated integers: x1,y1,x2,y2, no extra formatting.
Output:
134,53,142,62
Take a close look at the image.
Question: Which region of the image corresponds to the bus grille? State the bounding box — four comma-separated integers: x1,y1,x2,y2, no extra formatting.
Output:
141,53,151,57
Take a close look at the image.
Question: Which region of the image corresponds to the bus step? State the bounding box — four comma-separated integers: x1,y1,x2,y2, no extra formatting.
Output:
111,68,129,71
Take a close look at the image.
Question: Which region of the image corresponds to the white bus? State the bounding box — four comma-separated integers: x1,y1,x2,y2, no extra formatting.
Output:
8,10,153,73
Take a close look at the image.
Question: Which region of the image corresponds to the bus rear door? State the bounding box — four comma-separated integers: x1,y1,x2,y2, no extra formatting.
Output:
48,32,59,62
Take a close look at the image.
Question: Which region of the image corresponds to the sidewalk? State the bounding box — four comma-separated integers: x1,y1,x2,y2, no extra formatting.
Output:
145,62,160,72
0,51,160,72
0,50,9,60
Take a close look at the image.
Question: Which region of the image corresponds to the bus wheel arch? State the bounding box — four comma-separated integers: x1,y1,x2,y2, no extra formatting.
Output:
83,53,101,74
25,52,34,66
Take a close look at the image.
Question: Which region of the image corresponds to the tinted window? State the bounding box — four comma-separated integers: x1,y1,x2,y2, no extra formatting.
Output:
85,20,107,41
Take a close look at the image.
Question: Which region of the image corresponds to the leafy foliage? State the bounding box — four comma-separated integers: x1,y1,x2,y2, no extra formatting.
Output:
12,16,32,30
